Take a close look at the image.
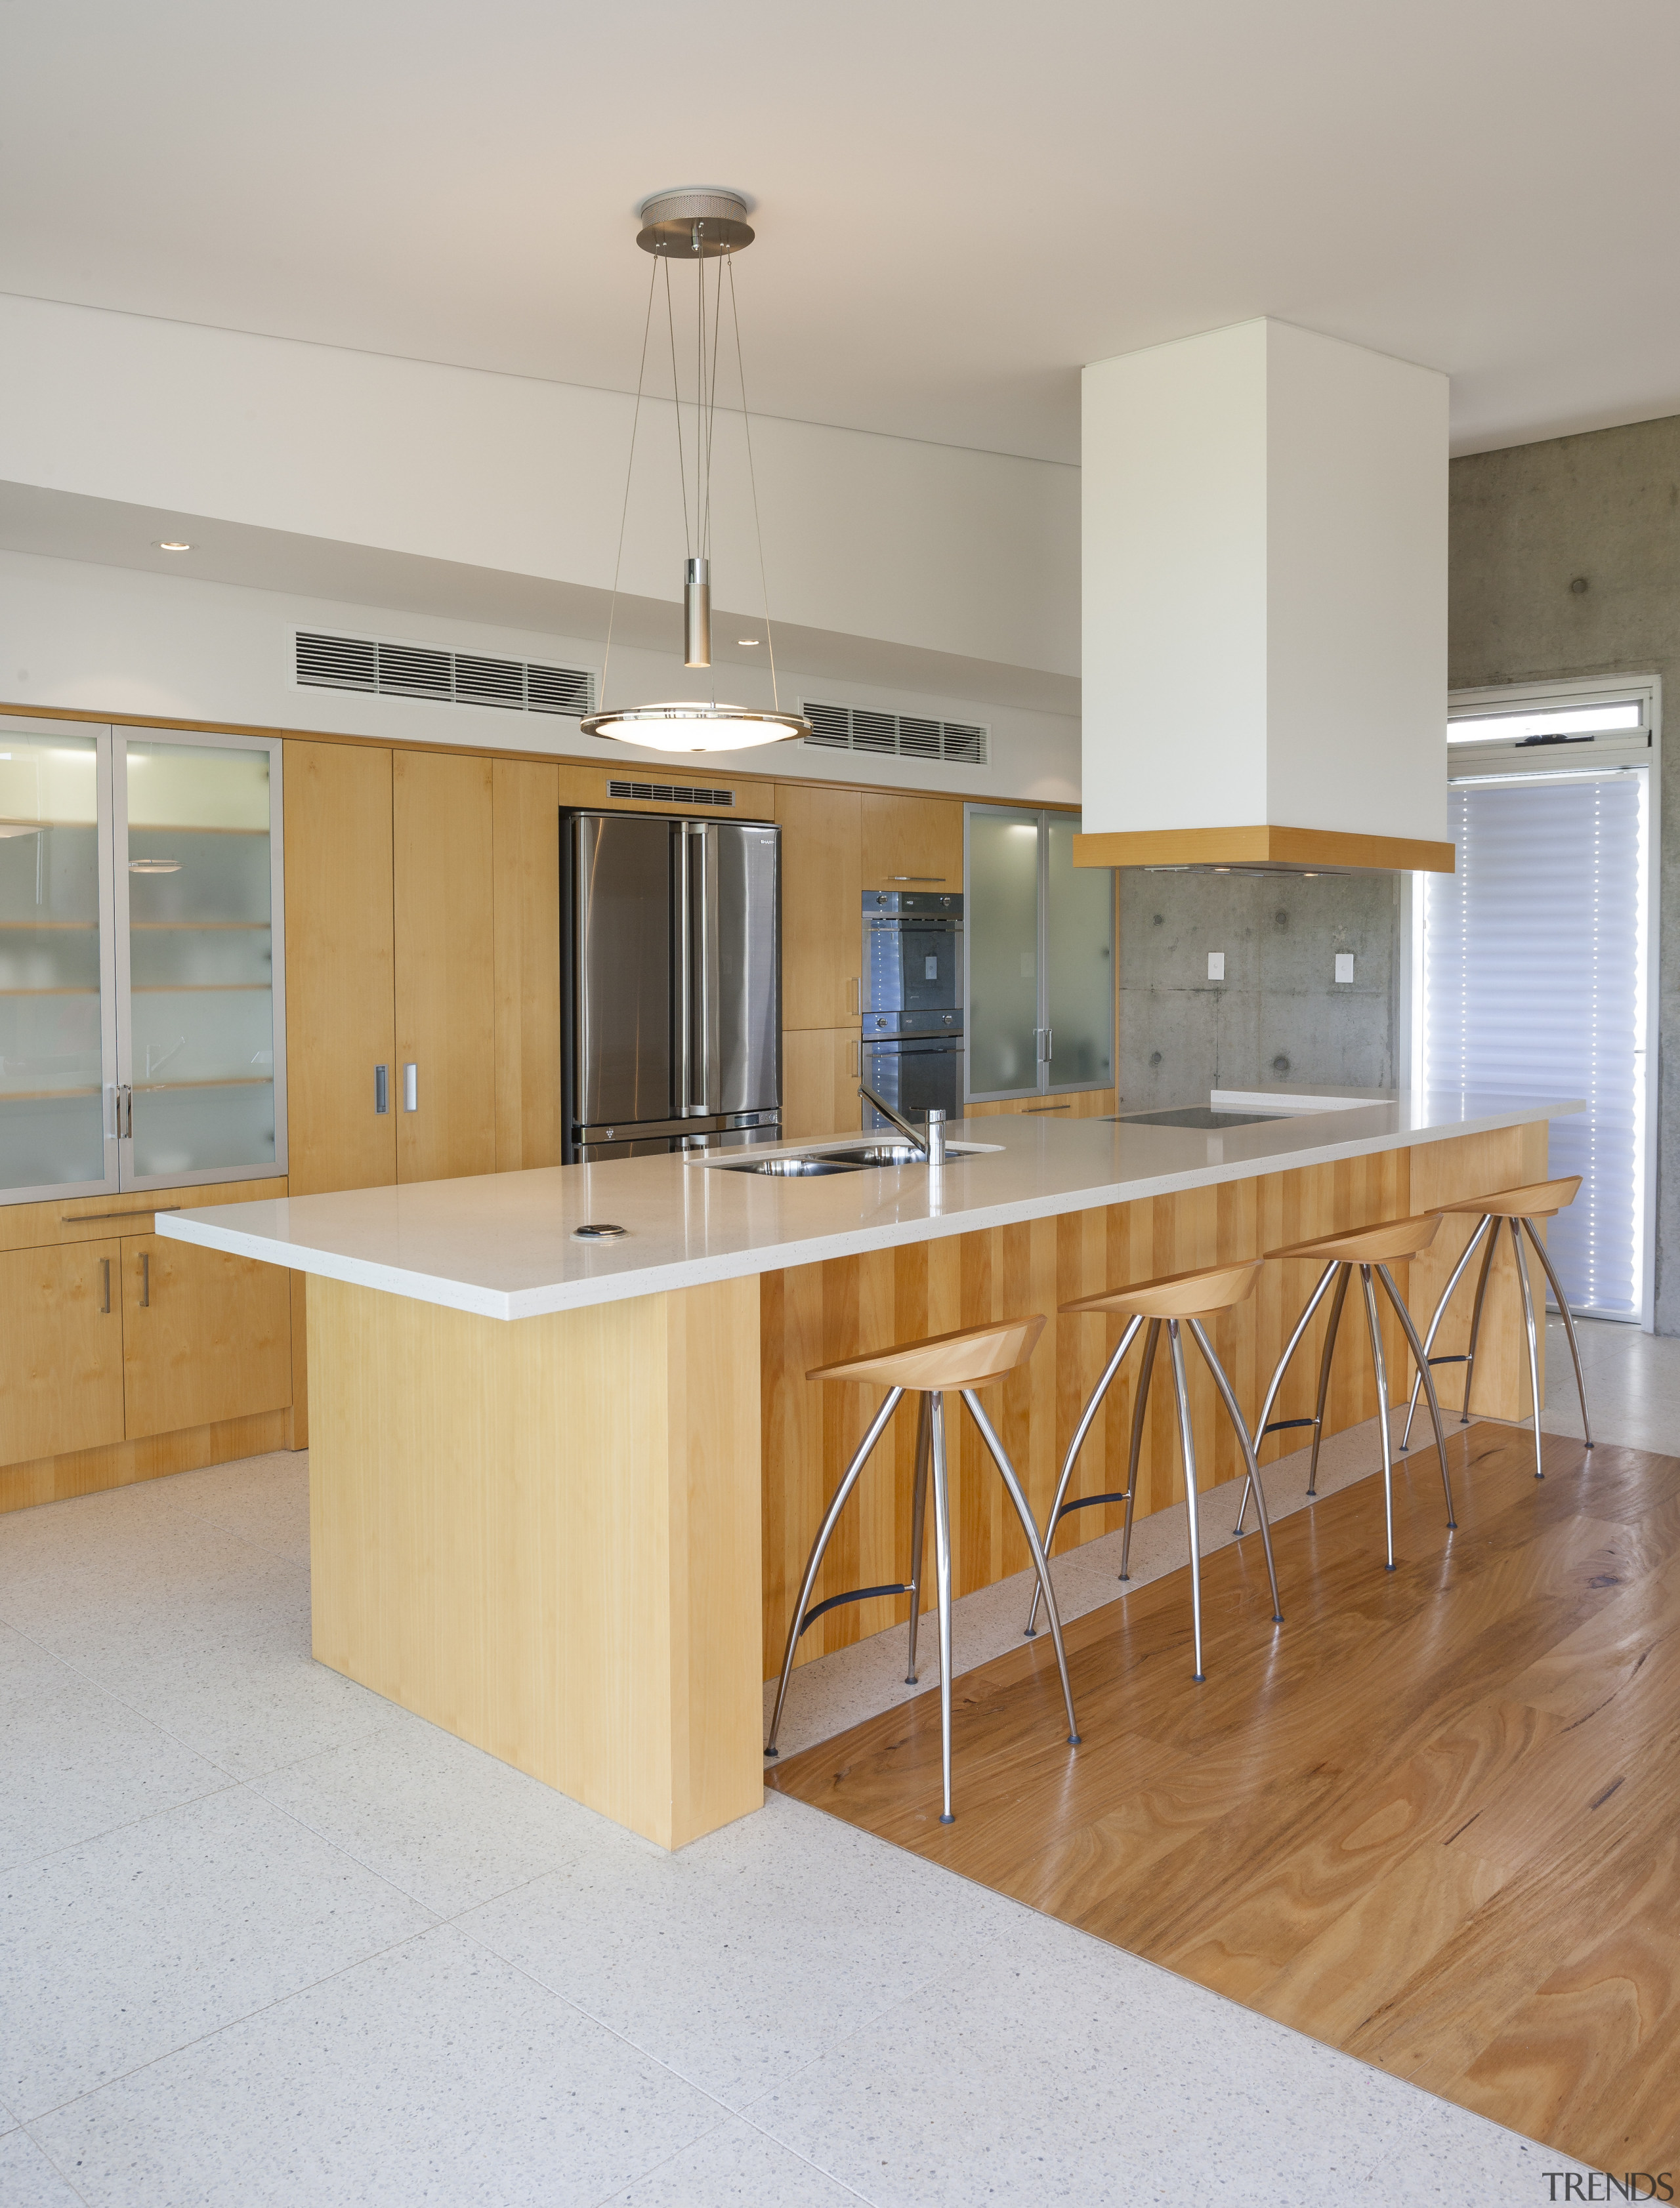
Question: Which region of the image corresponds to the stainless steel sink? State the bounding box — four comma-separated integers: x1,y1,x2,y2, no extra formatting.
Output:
714,1155,868,1177
816,1142,946,1166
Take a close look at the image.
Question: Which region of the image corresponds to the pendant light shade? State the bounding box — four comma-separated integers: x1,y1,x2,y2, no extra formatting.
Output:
591,189,808,755
580,701,809,752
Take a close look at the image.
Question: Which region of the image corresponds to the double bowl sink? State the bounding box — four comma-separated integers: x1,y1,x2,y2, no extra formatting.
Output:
717,1140,952,1177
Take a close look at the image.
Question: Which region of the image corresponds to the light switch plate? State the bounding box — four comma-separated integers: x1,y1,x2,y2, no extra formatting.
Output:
1335,952,1354,984
1207,951,1225,981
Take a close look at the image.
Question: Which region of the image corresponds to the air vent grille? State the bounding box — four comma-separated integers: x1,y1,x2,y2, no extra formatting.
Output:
607,780,736,808
801,699,988,766
295,631,595,719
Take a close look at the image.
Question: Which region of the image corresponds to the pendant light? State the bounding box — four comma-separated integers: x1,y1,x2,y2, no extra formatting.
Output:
581,189,809,754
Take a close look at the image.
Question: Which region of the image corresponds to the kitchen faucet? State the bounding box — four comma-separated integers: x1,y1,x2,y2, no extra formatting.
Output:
858,1085,946,1165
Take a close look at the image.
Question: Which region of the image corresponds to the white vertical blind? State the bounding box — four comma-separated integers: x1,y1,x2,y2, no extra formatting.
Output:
1419,772,1648,1320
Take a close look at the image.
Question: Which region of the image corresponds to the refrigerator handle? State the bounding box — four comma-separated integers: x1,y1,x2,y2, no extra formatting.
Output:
675,825,700,1114
696,825,722,1115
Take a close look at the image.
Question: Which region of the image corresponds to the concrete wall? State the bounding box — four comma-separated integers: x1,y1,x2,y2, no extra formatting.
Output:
1450,412,1679,1329
1116,869,1402,1110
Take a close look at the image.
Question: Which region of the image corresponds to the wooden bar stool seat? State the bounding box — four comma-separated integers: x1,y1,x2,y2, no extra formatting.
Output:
1400,1175,1592,1476
1024,1259,1282,1683
765,1314,1078,1823
1233,1215,1456,1572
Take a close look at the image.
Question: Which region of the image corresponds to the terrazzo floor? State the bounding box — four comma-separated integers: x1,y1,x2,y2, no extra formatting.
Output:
2,1323,1654,2203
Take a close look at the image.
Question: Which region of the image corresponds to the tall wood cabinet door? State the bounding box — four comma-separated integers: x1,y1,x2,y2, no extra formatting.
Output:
284,741,398,1197
492,757,562,1172
860,793,964,894
0,1241,125,1467
776,784,862,1029
121,1234,292,1442
782,1029,862,1141
393,751,496,1183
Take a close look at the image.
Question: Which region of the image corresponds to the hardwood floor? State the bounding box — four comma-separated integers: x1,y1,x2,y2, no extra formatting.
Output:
767,1421,1680,2174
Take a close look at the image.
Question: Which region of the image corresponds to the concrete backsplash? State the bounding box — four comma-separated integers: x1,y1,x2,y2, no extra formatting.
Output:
1117,869,1402,1110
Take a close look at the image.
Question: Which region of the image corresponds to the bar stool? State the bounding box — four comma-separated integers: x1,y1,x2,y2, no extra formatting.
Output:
764,1313,1079,1823
1400,1176,1593,1478
1022,1259,1281,1684
1233,1216,1455,1572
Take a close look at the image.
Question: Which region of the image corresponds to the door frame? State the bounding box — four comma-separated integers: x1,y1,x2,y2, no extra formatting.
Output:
1421,671,1661,1330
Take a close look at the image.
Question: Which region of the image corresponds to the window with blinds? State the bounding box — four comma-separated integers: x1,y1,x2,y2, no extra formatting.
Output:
1418,770,1649,1320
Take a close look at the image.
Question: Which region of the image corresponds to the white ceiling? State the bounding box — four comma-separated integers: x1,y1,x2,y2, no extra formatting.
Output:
4,0,1679,467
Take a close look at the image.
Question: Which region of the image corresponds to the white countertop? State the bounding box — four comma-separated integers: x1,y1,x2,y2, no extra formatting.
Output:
157,1088,1580,1322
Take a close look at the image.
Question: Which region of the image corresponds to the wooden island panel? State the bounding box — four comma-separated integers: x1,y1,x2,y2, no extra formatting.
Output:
761,1124,1545,1678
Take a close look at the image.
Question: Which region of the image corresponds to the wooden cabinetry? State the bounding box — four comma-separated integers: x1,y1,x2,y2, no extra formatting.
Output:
492,758,563,1172
283,741,398,1198
394,752,497,1184
782,1029,862,1142
0,1240,125,1466
861,793,963,893
776,785,862,1030
121,1231,293,1440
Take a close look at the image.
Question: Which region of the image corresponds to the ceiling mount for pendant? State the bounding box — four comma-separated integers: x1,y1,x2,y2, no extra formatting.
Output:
635,188,755,259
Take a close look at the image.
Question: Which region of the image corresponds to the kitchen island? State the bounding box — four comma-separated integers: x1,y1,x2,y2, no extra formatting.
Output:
163,1089,1576,1848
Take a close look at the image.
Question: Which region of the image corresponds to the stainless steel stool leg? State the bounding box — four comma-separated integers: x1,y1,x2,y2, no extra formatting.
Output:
1188,1317,1282,1623
1460,1220,1500,1423
1511,1214,1545,1480
905,1392,933,1684
765,1385,904,1758
1235,1260,1340,1535
1167,1320,1206,1681
1024,1313,1144,1637
1118,1319,1160,1582
1307,1264,1351,1496
1358,1264,1397,1570
929,1390,956,1823
1522,1214,1594,1449
1400,1213,1492,1449
965,1389,1080,1746
1376,1262,1456,1530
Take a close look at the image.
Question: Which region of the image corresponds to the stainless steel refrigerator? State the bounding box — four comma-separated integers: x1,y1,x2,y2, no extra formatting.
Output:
562,810,782,1163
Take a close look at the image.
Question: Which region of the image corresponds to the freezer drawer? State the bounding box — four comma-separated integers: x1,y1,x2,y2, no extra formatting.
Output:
576,1118,781,1165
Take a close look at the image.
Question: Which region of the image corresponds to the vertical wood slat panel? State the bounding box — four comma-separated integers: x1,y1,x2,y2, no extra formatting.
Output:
760,1129,1535,1679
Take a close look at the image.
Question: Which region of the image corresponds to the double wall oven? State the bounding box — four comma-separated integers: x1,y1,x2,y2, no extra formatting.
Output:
859,890,964,1132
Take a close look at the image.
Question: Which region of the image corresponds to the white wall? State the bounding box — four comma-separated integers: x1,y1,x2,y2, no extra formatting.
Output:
0,549,1081,802
0,295,1079,684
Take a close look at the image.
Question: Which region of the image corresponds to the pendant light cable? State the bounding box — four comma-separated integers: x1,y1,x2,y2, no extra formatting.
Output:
726,248,782,713
599,251,660,715
663,259,690,558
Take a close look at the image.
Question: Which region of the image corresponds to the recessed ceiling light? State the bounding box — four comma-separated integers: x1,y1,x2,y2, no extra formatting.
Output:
737,637,759,646
154,539,192,552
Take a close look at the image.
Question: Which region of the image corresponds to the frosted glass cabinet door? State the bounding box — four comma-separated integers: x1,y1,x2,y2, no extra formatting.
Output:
118,737,285,1184
1045,815,1114,1089
0,728,117,1199
967,806,1041,1095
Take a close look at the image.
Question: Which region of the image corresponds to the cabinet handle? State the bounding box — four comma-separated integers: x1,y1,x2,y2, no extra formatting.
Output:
402,1063,418,1112
140,1251,150,1307
375,1064,389,1115
849,975,860,1014
850,1038,860,1077
890,875,946,883
100,1257,111,1314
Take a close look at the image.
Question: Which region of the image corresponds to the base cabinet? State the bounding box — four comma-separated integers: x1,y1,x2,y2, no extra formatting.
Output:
121,1233,293,1441
0,1240,125,1465
0,1177,293,1495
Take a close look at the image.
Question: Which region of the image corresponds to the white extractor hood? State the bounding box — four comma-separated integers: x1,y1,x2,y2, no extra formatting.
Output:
1076,317,1453,875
